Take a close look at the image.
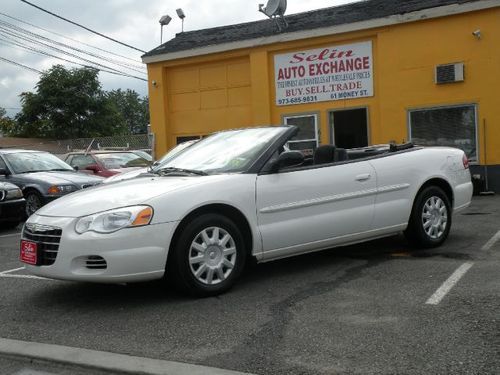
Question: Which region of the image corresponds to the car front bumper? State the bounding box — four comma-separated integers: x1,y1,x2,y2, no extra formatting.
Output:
0,198,25,222
23,214,178,283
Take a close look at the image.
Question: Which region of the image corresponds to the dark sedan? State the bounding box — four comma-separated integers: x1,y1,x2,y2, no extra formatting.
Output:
0,149,103,217
0,181,25,229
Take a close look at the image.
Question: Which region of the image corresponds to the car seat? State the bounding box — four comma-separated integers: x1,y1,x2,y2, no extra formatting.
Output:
313,145,336,165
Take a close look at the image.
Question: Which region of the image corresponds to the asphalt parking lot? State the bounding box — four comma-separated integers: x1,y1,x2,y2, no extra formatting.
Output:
0,196,499,375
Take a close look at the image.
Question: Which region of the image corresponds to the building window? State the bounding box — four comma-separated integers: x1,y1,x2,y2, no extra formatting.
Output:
409,105,477,160
283,114,319,156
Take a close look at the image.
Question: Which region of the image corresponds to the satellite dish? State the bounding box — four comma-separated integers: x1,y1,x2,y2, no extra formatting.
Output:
261,0,287,17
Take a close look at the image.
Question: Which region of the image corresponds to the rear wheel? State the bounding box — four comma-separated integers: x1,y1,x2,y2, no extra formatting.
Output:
405,186,451,248
168,213,246,296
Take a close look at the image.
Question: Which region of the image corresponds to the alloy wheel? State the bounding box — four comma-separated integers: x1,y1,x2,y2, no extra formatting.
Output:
25,193,42,217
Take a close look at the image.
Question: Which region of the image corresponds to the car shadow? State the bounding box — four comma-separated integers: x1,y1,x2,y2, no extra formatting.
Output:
27,235,406,303
26,232,472,309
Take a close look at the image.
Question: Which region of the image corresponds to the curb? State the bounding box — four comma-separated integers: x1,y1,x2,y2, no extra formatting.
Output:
0,338,255,375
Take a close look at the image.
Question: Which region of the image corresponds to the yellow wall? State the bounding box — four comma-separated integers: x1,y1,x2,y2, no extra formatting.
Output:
147,8,500,164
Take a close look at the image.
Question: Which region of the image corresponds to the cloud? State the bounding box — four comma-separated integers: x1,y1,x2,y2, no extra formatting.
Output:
0,0,355,118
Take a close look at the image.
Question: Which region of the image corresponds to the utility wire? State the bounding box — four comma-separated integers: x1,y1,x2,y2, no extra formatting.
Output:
20,0,146,53
0,55,41,73
0,11,143,65
0,36,146,80
0,26,137,77
0,27,147,81
0,19,146,74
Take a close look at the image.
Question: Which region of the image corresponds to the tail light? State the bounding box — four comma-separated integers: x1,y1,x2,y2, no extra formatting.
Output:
462,154,469,169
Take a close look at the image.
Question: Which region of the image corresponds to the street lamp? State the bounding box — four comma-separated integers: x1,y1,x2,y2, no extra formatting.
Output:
159,15,172,44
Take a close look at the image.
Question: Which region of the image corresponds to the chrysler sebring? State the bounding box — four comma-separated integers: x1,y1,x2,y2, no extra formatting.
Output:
20,126,472,296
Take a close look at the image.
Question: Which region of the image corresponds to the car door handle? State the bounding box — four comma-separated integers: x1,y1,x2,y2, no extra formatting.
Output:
355,173,371,181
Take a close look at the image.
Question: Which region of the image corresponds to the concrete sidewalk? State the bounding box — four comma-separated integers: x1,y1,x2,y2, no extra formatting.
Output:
0,338,254,375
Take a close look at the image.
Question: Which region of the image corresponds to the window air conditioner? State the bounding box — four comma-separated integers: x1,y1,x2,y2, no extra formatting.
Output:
435,63,464,84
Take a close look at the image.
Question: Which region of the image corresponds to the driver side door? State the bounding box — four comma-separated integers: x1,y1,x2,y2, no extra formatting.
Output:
256,160,377,260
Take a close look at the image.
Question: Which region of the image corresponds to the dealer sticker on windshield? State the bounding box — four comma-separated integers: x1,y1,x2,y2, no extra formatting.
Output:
20,240,38,265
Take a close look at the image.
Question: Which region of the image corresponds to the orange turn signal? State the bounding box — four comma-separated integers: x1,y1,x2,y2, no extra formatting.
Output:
47,186,60,195
131,207,153,226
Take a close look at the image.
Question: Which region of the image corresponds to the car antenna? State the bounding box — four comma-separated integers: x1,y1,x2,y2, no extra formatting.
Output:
84,139,95,156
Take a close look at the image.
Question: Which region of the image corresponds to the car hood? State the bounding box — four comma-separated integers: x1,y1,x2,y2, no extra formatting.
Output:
36,175,205,218
16,171,103,186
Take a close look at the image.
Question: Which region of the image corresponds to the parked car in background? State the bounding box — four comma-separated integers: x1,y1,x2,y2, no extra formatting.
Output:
131,150,153,162
104,140,198,184
21,126,472,296
0,181,25,229
64,151,152,178
0,150,103,217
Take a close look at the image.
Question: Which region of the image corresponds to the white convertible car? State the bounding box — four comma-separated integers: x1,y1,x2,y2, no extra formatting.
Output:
21,126,472,296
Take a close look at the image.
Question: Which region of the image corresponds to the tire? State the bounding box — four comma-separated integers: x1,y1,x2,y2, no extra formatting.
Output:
24,190,44,218
167,213,246,297
405,186,452,248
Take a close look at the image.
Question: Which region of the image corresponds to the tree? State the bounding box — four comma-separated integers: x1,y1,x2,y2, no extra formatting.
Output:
0,107,17,136
107,89,149,134
15,65,127,139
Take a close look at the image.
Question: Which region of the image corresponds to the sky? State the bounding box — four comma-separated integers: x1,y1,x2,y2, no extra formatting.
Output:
0,0,357,117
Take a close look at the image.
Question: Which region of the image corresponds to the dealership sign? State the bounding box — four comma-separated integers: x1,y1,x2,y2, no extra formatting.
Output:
274,41,373,106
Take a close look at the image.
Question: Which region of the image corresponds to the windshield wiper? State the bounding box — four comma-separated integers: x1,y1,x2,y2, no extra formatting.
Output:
49,169,73,172
154,167,208,176
18,170,47,174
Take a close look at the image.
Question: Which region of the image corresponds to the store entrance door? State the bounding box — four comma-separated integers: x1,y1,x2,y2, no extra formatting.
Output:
329,108,369,148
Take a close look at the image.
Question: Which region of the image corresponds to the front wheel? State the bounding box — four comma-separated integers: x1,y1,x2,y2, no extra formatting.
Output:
168,214,246,296
405,186,452,248
25,191,43,218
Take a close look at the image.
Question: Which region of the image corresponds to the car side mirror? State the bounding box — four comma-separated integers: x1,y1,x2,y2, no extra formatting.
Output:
0,168,10,176
85,164,100,173
271,151,305,172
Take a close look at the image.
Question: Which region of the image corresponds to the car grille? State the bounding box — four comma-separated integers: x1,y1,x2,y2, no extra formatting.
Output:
22,223,62,266
85,256,107,270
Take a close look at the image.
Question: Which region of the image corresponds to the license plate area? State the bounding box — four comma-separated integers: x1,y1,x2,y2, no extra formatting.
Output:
20,240,39,265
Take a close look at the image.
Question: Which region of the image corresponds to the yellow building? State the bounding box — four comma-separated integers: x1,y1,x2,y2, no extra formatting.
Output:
142,0,500,191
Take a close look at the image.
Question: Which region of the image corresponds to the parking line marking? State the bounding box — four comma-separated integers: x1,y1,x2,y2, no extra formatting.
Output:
481,229,500,251
0,232,21,238
0,267,25,275
426,262,474,305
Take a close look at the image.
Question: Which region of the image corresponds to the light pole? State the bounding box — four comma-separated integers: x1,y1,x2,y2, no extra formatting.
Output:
176,8,186,33
159,15,172,44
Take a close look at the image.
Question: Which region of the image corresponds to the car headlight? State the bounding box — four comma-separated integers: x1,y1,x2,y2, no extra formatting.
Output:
75,205,154,234
6,188,23,200
48,185,76,195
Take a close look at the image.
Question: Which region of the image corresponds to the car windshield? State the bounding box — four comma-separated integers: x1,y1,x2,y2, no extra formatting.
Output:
5,152,74,174
153,127,286,174
156,140,199,165
132,150,153,162
94,153,151,169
